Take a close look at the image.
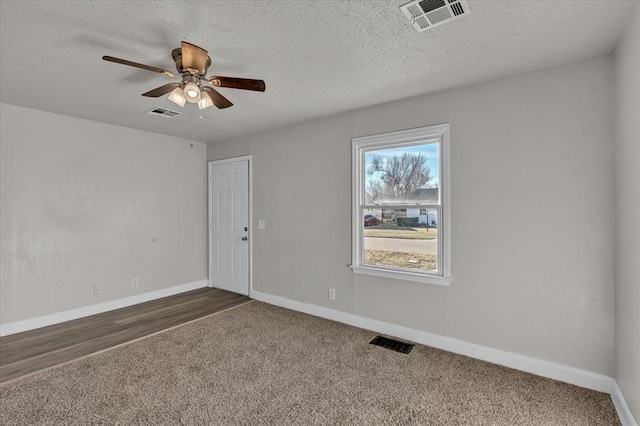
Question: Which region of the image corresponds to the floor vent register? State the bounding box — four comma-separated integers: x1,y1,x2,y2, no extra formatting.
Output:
369,335,415,354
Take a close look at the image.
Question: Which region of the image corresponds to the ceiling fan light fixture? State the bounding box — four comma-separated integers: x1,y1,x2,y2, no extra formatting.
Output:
184,81,201,103
168,87,187,107
103,41,265,111
198,91,214,110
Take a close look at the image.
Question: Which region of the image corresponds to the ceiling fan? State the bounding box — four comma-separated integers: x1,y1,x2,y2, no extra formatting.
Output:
103,41,265,110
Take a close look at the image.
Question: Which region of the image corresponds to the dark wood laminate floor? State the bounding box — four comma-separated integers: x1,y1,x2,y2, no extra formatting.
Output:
0,288,251,383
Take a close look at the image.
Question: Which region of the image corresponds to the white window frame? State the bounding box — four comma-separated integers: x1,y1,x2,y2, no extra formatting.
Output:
351,123,451,286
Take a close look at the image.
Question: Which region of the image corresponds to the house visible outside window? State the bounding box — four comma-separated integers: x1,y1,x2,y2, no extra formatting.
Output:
351,123,450,286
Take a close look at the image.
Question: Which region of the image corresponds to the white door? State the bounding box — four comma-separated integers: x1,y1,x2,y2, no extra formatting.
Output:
209,159,249,295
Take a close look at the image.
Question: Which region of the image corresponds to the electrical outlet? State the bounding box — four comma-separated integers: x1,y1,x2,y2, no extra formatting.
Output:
132,278,139,288
328,288,336,300
93,285,101,296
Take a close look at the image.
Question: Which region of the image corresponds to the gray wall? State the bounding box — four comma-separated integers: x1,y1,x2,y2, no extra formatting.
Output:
615,4,640,420
0,104,208,324
208,55,615,376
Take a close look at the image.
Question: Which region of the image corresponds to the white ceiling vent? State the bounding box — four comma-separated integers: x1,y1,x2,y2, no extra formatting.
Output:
145,107,181,118
401,0,470,32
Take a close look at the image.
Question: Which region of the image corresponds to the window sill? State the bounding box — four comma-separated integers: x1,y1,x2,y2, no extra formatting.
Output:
350,265,451,287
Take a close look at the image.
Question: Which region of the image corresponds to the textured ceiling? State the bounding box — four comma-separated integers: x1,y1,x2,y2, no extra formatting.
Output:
0,1,637,143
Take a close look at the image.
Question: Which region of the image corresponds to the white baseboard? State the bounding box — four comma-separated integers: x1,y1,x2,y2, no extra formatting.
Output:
251,290,613,394
612,380,639,426
0,280,208,337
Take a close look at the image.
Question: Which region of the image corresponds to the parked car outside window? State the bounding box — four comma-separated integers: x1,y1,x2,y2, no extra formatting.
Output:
364,215,379,227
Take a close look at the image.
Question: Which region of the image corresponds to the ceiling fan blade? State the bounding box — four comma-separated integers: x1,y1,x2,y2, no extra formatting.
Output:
208,76,266,92
203,87,233,109
102,56,176,77
141,83,180,97
181,41,208,75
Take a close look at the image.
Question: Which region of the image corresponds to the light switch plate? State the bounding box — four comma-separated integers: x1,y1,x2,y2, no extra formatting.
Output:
258,220,266,229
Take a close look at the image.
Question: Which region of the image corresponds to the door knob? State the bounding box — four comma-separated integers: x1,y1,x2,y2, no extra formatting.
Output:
241,236,248,241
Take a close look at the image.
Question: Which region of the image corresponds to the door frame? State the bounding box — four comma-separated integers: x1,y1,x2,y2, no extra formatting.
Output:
208,155,253,297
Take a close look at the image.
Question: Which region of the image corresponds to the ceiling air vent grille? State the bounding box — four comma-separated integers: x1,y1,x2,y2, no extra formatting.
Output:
145,107,181,118
419,0,446,14
407,4,422,19
415,16,430,30
400,0,470,33
450,2,464,16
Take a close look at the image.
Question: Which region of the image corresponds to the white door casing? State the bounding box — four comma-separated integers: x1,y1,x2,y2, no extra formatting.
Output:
209,158,250,296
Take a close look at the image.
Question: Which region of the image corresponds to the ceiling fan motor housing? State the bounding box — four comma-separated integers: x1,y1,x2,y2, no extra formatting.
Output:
171,48,212,76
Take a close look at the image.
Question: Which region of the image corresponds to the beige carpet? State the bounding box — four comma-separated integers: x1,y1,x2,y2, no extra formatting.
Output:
0,301,619,425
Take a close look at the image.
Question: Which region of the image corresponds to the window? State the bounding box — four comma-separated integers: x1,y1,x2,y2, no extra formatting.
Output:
352,124,450,286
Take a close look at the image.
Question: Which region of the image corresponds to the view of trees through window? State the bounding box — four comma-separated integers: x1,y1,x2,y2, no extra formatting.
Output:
362,142,440,273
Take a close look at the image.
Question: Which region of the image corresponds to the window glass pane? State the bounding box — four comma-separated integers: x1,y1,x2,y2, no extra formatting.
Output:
364,143,439,205
363,208,438,272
